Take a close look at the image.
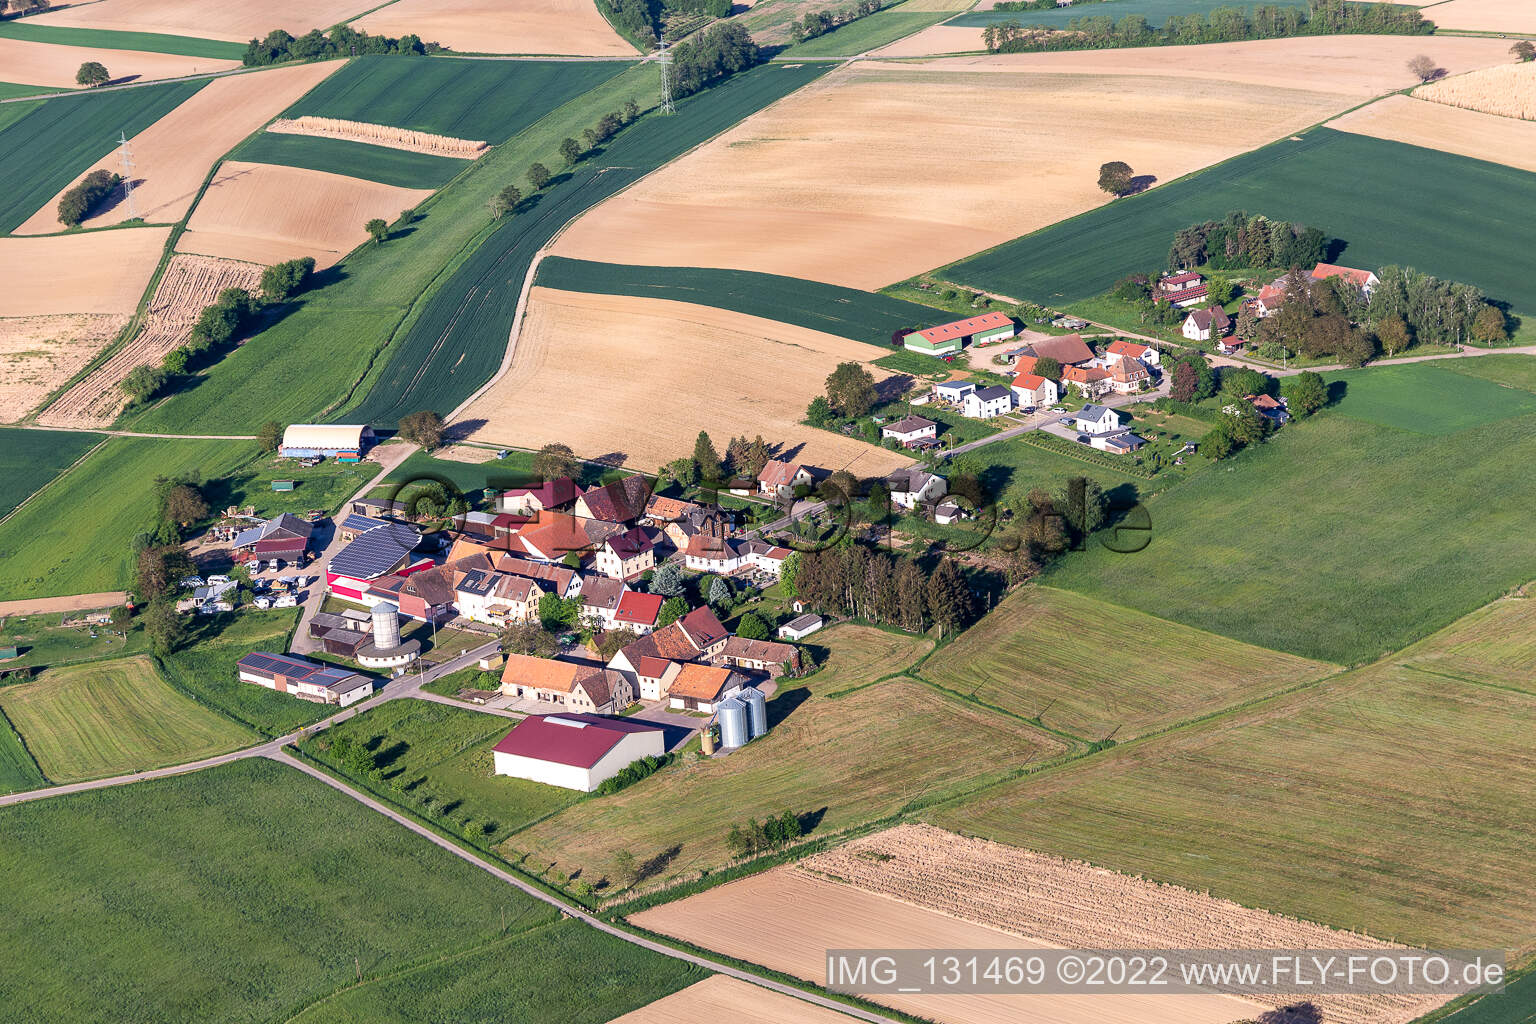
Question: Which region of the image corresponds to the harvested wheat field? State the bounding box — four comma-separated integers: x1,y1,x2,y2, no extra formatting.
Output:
31,0,378,42
0,229,170,318
0,37,236,90
631,864,1267,1024
1416,60,1536,121
175,162,434,269
350,0,637,56
870,23,987,56
1329,95,1536,174
268,116,487,157
38,256,263,428
1419,0,1536,33
0,315,127,421
609,976,855,1024
15,62,342,235
553,48,1445,289
462,287,913,473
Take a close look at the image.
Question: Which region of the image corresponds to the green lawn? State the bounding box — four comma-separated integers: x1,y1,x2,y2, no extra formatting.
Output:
1441,353,1536,395
0,83,46,104
923,585,1333,740
287,918,703,1024
298,699,581,845
946,129,1536,317
947,0,1307,27
282,55,629,143
0,709,44,793
872,349,955,378
0,610,146,671
0,19,245,58
0,758,561,1024
1045,382,1536,664
537,255,937,349
1330,362,1536,434
0,655,253,783
234,130,472,189
779,8,960,57
211,449,377,517
0,79,205,232
0,426,100,519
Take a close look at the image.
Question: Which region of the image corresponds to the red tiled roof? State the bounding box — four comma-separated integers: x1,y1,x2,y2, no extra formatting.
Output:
1310,263,1376,288
635,655,673,679
606,525,652,560
501,477,576,508
1012,373,1050,391
758,460,805,489
1161,272,1202,288
578,476,652,523
1010,354,1038,377
1028,333,1095,366
678,605,728,649
615,591,663,627
1061,365,1109,383
1158,283,1208,304
493,713,662,769
1106,340,1151,359
908,311,1013,345
668,663,736,701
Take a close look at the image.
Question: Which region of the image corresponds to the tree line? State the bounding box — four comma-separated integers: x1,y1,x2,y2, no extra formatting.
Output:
1169,212,1329,274
984,0,1430,53
670,22,759,98
785,542,976,635
601,0,730,48
57,170,120,228
791,0,884,44
242,25,438,66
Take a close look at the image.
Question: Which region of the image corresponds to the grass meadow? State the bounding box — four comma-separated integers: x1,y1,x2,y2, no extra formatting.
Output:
282,55,627,143
0,709,44,793
1442,353,1536,394
929,599,1536,955
235,130,471,189
0,655,252,783
0,758,560,1024
799,623,933,692
0,19,245,58
947,129,1536,316
948,0,1306,27
0,609,147,670
1329,361,1536,434
779,7,960,57
922,586,1334,741
0,78,205,232
298,699,580,844
0,426,99,519
1044,360,1536,664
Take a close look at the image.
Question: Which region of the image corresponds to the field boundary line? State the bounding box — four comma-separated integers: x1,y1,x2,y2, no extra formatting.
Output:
0,704,49,792
0,436,106,530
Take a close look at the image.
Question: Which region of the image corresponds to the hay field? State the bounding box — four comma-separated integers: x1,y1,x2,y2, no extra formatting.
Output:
0,36,235,89
0,228,170,317
798,825,1443,1024
461,287,914,474
15,61,341,234
610,976,855,1024
630,867,1267,1024
1418,0,1536,33
1416,60,1536,121
0,656,253,783
176,162,435,269
39,255,264,428
350,0,637,56
268,116,487,157
551,57,1384,290
1329,95,1536,175
0,314,126,421
869,23,986,55
923,586,1334,741
30,0,379,43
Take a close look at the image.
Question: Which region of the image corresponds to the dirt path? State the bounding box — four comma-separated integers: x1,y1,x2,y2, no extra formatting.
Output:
0,592,127,617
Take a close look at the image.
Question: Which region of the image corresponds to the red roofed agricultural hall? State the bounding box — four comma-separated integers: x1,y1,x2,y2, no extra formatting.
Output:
902,312,1015,356
491,714,665,791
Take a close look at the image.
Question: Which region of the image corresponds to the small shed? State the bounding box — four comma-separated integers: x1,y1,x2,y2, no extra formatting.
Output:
778,614,824,641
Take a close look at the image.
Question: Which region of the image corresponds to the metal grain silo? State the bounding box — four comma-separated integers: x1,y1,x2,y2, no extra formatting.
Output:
371,600,402,649
718,697,748,749
744,687,767,739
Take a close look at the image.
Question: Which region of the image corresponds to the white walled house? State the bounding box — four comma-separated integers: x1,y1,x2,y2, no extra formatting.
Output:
881,415,938,447
1105,340,1159,367
491,714,665,792
1011,373,1059,410
886,467,948,510
961,385,1014,419
1074,404,1125,435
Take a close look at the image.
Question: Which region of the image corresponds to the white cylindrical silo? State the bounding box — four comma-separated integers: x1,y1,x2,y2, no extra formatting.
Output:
371,600,402,649
718,698,748,749
744,687,767,739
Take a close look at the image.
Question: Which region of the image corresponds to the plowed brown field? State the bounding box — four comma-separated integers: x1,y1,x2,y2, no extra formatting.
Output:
38,255,264,428
0,314,126,421
16,61,343,235
349,0,637,56
174,162,434,269
0,229,170,318
30,0,378,43
0,37,235,89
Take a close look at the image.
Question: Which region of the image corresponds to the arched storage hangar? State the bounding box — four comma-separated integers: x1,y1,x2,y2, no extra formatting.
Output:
280,423,375,457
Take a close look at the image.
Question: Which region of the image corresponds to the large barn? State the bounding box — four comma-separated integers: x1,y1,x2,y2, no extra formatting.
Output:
492,714,665,791
280,423,376,457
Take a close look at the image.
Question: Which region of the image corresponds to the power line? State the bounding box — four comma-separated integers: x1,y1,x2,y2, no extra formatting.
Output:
658,32,675,116
116,130,137,221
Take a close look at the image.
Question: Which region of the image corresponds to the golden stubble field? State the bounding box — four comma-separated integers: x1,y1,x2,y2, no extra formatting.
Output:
1329,94,1536,174
175,161,435,269
552,39,1506,290
609,976,855,1024
0,314,126,421
350,0,637,56
461,286,916,473
1420,0,1536,33
0,228,171,318
29,0,377,42
0,37,236,88
1415,60,1536,121
16,61,342,234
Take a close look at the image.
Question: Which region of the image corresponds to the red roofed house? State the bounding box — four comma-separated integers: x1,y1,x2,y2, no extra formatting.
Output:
901,312,1016,356
1157,272,1207,308
667,663,745,712
613,590,664,633
684,531,745,574
1255,277,1290,318
1105,339,1160,367
607,605,730,696
758,460,814,500
498,477,577,516
574,475,652,524
594,526,654,581
1310,262,1379,296
1011,372,1059,409
1027,333,1095,367
1061,363,1112,399
1108,356,1151,395
499,653,633,713
492,713,665,791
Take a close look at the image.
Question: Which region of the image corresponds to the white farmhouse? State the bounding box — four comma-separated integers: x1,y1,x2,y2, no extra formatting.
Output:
962,385,1014,419
1011,372,1059,410
886,467,948,509
1074,404,1125,435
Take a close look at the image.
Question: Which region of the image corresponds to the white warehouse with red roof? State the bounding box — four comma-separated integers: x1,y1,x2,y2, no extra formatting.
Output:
492,714,666,792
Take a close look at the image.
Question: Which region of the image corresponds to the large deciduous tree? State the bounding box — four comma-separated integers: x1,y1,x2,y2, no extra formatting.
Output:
824,361,877,418
1097,160,1134,196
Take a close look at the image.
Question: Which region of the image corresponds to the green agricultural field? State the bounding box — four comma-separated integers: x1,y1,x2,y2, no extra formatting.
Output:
0,78,204,232
1330,362,1536,434
0,709,44,793
283,55,628,143
1441,970,1536,1024
929,602,1536,955
0,19,245,58
212,447,377,517
0,437,253,601
299,699,580,844
0,610,145,671
947,0,1307,27
124,64,662,433
800,623,934,692
234,130,471,189
0,84,46,104
779,8,959,57
0,655,253,783
0,426,100,519
923,585,1333,740
1442,353,1536,395
510,676,1063,891
1044,381,1536,665
155,610,333,737
537,255,937,348
946,129,1536,316
0,758,560,1024
288,918,703,1024
345,62,834,424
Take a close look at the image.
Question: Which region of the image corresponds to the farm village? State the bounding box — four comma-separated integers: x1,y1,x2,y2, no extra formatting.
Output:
2,0,1536,1023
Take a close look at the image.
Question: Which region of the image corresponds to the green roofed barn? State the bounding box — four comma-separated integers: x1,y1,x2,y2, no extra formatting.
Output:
903,312,1016,355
